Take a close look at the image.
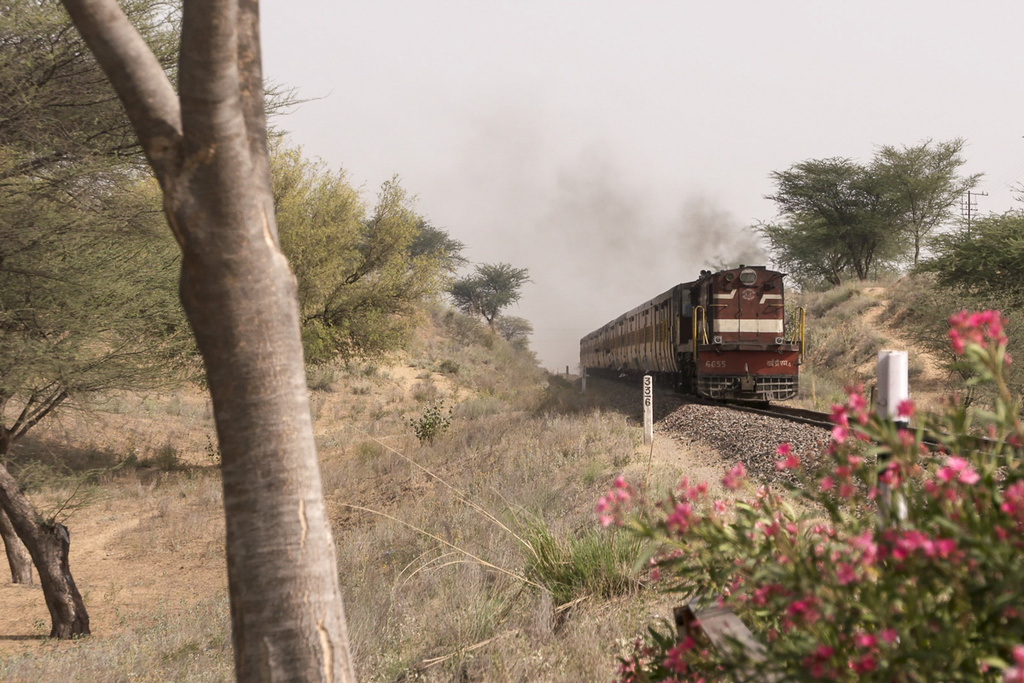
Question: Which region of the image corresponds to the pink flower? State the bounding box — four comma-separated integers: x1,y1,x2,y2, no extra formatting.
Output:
830,403,849,427
786,597,820,625
713,499,728,514
662,636,695,674
836,563,857,585
819,476,834,492
722,462,746,490
831,424,849,444
880,629,898,645
879,462,901,487
665,502,694,534
1003,481,1024,523
801,643,834,678
853,632,877,649
596,476,634,527
1007,661,1024,683
896,398,915,419
852,654,878,674
935,538,957,558
959,468,980,485
949,328,966,354
849,531,879,566
939,456,981,485
675,477,708,501
776,443,800,470
949,309,1008,355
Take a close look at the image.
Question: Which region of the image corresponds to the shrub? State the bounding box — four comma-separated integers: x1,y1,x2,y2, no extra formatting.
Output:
605,310,1024,681
409,401,453,445
306,363,338,392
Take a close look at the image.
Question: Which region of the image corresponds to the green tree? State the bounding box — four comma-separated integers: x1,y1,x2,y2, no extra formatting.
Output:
760,157,906,285
450,262,531,329
409,219,467,272
0,0,177,183
0,170,188,636
757,216,851,288
919,210,1024,305
494,315,533,350
0,0,184,636
872,138,980,266
272,145,453,363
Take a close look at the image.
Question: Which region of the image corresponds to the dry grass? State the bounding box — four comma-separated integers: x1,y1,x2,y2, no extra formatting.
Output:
0,309,706,681
1,289,960,680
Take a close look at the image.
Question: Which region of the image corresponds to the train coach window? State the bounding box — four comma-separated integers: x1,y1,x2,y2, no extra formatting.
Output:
739,268,757,285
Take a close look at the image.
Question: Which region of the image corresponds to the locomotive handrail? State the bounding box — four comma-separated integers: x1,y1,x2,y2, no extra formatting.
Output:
692,305,709,355
795,307,806,361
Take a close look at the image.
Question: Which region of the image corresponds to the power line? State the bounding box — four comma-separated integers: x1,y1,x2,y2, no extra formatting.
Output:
961,190,988,230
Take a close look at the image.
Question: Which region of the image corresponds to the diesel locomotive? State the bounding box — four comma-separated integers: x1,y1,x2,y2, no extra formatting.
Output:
580,266,804,401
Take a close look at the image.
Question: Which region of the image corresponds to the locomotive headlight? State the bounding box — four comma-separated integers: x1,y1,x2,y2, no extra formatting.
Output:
739,268,757,285
775,337,784,345
713,335,723,344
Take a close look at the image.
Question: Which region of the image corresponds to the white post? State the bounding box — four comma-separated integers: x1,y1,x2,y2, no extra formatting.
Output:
876,350,909,526
643,374,653,445
876,350,909,421
581,368,587,394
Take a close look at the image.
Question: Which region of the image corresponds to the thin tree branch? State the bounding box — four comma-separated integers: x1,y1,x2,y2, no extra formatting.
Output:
11,389,68,444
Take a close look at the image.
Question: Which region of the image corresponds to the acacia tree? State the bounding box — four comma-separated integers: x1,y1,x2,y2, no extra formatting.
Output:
59,0,355,678
494,315,533,350
0,0,182,632
920,210,1024,305
450,262,530,329
0,173,185,626
273,148,454,363
872,138,980,266
760,157,906,284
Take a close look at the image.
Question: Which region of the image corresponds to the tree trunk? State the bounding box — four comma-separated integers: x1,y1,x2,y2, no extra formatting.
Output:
0,464,88,637
179,229,352,680
59,0,356,677
0,507,32,585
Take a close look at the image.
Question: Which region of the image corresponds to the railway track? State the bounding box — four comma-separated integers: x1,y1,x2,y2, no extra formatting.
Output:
709,397,1013,456
592,376,1015,481
711,401,834,430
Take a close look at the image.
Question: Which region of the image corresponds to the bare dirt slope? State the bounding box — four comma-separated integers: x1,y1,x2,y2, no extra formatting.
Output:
858,286,952,411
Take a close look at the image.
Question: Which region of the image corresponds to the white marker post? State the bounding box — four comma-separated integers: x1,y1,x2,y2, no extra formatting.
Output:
643,374,653,445
876,350,909,526
581,368,587,394
876,350,909,422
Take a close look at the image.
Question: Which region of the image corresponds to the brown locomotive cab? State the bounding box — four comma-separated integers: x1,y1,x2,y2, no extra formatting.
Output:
580,266,803,402
694,266,800,401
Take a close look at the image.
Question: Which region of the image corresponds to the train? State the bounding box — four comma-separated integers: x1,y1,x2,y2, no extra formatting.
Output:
579,265,804,402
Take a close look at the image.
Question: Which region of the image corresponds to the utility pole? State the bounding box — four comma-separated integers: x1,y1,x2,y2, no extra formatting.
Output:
961,190,988,232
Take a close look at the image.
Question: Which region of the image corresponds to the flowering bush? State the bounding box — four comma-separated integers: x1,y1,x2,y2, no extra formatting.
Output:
603,311,1024,681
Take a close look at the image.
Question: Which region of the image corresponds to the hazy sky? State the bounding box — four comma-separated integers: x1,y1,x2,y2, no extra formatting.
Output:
260,1,1024,371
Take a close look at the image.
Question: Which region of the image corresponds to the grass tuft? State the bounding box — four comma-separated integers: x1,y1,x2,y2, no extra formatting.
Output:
519,516,643,607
